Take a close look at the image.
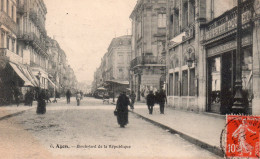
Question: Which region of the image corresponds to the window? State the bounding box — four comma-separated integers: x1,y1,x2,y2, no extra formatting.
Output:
158,14,166,28
6,36,9,49
174,8,180,36
1,32,4,47
6,0,8,15
11,39,14,52
16,43,19,55
182,1,188,29
137,21,142,39
169,73,174,96
1,0,4,11
174,72,179,96
118,54,124,64
189,0,195,24
182,70,188,96
189,68,195,96
11,5,13,19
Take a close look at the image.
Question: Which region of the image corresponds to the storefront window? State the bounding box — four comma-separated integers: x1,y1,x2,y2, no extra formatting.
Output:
169,73,173,96
210,57,221,105
182,70,188,96
174,72,179,96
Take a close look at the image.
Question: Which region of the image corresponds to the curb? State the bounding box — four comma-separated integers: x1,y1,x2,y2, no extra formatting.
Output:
0,107,34,121
130,110,224,157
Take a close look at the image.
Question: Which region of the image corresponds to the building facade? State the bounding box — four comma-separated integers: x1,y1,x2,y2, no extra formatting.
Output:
130,0,167,102
166,0,260,115
0,0,77,103
92,35,131,98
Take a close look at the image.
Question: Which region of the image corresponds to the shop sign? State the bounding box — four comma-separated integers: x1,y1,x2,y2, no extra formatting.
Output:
207,36,252,57
205,10,251,41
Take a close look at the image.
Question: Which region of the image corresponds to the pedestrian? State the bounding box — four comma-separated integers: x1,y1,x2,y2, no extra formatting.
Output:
36,88,46,114
146,91,155,114
13,87,21,107
157,89,166,114
28,90,34,106
24,90,29,106
115,91,130,128
129,91,136,110
66,89,71,104
46,90,51,103
80,91,83,100
76,91,81,106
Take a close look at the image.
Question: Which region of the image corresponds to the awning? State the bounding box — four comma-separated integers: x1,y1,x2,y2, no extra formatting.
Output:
105,80,129,85
47,77,58,89
20,66,38,87
9,63,34,87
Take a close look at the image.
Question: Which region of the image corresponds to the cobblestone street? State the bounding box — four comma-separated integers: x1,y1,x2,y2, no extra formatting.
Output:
0,97,220,159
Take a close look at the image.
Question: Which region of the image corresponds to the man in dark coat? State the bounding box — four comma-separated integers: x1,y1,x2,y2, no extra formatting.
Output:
116,91,130,128
66,89,71,104
28,90,34,106
146,91,155,114
157,90,167,114
36,89,46,114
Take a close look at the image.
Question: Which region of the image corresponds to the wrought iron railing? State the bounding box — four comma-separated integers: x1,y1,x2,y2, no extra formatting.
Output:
130,56,166,68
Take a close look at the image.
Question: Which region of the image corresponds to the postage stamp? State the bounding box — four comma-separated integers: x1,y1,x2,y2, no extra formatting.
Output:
224,115,260,158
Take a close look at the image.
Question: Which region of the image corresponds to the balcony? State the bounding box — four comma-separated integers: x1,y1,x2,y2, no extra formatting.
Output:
18,32,47,53
0,11,18,34
0,48,22,64
29,9,47,36
130,56,166,69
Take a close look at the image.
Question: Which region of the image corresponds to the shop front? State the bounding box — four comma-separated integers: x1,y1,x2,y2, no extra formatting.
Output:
206,36,253,114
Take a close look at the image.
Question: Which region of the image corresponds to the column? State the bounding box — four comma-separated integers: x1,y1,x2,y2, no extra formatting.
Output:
252,18,260,115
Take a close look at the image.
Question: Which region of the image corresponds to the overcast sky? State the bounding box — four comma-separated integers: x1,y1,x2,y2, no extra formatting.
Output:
44,0,137,84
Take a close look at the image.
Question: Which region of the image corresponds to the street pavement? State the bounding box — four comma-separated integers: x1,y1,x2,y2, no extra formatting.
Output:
131,103,226,156
0,97,220,159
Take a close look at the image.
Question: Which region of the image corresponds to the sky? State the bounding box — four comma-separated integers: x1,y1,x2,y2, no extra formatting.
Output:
44,0,137,84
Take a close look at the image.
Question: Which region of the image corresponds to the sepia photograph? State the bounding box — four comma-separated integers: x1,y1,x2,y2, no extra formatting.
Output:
0,0,260,158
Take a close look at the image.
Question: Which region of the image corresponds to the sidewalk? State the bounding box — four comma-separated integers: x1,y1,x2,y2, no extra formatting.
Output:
131,103,226,157
0,104,35,120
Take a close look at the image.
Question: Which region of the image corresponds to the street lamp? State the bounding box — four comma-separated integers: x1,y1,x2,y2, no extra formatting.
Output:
232,0,244,114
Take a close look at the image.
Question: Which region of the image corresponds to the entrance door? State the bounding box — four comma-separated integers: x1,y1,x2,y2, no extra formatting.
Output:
208,53,233,114
220,53,233,114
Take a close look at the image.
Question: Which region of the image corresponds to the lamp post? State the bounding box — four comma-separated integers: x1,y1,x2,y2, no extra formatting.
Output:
232,0,244,114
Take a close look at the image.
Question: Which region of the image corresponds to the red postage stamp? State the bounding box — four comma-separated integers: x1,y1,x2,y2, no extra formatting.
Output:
226,115,260,158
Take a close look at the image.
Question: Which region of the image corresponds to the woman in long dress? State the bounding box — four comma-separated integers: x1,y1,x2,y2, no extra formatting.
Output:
116,92,130,128
36,89,46,114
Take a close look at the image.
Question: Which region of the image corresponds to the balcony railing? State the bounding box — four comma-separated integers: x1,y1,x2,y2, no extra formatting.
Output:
29,9,47,36
130,56,166,68
18,32,47,53
0,11,18,34
0,48,22,64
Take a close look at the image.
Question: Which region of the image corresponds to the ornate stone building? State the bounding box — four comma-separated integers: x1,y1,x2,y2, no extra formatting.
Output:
166,0,260,115
16,0,48,89
130,0,167,101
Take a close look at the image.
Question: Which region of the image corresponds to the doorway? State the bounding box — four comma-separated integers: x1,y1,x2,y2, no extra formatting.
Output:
208,52,233,114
